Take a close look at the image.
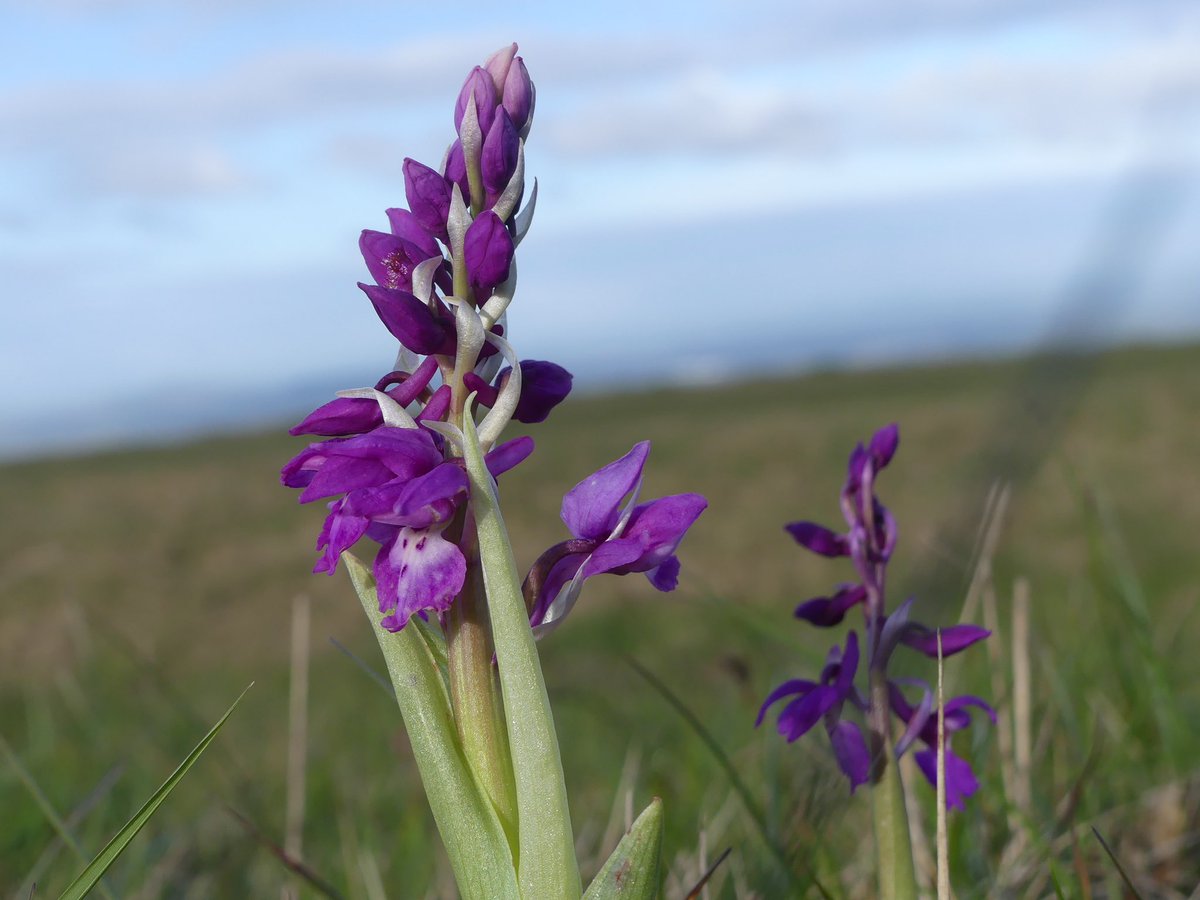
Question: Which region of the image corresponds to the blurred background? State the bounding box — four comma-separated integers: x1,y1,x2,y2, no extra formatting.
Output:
2,0,1198,457
2,1,1199,897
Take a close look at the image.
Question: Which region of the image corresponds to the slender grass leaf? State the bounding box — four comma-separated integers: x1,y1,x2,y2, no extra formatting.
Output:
57,683,251,900
0,736,118,900
624,657,830,899
227,806,344,899
1091,826,1143,900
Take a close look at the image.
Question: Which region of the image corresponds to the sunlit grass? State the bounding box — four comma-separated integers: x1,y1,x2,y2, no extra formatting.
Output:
2,342,1198,896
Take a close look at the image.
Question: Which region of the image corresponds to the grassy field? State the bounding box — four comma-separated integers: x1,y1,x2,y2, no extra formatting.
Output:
2,342,1199,897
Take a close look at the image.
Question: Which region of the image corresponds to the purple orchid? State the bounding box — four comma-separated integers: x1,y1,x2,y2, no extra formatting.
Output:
757,631,871,790
524,441,707,634
759,424,992,807
282,44,704,649
282,425,533,630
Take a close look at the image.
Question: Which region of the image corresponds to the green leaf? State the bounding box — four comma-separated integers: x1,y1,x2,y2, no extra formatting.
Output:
57,683,251,900
344,553,520,900
583,797,663,900
461,407,581,899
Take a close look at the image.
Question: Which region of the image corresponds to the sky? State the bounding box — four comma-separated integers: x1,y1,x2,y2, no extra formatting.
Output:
1,0,1198,455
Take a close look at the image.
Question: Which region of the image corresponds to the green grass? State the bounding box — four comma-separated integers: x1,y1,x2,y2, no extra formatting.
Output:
2,342,1199,896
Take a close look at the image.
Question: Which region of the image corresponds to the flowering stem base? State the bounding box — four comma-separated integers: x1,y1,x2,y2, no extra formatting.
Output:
870,675,918,900
445,520,518,850
345,552,520,900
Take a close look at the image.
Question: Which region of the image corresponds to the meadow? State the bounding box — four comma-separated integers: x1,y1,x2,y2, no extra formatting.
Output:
2,341,1198,898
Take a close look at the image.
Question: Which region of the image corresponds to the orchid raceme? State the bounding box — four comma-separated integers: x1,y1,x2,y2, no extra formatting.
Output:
758,424,993,896
281,44,702,900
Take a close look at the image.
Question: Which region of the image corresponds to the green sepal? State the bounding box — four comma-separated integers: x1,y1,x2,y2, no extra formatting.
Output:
583,798,664,900
461,405,581,899
345,552,520,900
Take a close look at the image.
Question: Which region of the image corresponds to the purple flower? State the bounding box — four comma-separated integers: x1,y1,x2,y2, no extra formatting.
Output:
282,426,533,630
359,208,446,293
891,685,996,810
463,359,573,424
757,632,871,791
760,424,991,807
525,441,707,633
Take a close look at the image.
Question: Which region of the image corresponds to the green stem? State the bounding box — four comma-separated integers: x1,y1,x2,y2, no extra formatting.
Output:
445,515,519,852
870,673,918,900
462,409,581,899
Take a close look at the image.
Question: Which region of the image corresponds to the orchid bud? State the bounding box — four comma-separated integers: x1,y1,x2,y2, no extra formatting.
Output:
454,66,497,137
403,158,452,242
481,108,520,208
503,56,534,138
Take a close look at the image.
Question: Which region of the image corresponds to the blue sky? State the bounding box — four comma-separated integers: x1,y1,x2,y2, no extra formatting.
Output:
1,1,1198,453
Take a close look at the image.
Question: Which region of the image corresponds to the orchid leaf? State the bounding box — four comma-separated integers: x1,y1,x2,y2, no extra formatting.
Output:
345,552,520,900
582,797,663,900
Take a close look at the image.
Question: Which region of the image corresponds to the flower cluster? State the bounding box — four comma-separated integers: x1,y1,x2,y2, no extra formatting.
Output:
758,424,993,809
281,45,703,635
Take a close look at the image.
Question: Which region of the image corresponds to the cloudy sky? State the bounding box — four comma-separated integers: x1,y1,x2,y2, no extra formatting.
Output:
2,0,1198,454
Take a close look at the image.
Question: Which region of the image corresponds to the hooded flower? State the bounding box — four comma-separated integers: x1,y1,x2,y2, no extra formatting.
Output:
525,441,706,634
757,632,871,791
282,425,533,630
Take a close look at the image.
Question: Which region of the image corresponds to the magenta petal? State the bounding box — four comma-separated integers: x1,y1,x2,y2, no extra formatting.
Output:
359,228,438,292
297,454,393,503
290,396,383,437
756,678,816,727
463,210,514,299
375,527,466,631
348,464,466,528
646,555,681,591
778,686,839,741
785,521,849,557
358,283,454,355
561,441,650,540
580,536,647,580
615,493,708,572
828,720,871,792
794,584,867,627
869,423,900,469
485,435,534,477
914,747,980,811
901,625,991,658
506,360,572,423
314,499,369,574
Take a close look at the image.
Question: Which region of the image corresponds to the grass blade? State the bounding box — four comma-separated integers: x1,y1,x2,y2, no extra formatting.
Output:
56,683,252,900
227,806,345,899
1091,826,1143,900
624,657,830,899
0,736,118,900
